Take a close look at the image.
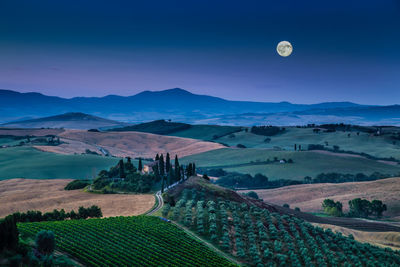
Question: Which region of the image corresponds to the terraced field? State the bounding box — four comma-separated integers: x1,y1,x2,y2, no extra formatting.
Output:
18,216,236,266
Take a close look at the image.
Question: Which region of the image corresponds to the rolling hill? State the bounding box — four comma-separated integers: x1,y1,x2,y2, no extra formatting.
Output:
2,112,126,130
239,177,400,220
181,148,400,180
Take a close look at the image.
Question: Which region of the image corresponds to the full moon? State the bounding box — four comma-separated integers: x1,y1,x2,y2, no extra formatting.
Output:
277,41,293,57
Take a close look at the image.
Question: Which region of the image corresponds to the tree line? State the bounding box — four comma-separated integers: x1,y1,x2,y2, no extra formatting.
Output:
250,126,286,136
200,168,397,190
6,206,102,223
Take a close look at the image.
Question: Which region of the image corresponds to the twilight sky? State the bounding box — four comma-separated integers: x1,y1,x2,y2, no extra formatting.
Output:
0,0,400,104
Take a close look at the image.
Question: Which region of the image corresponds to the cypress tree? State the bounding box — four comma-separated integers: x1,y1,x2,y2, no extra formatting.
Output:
127,157,131,163
155,154,160,161
168,169,174,186
166,153,171,173
159,154,165,177
192,163,196,175
180,165,185,181
161,176,165,193
138,158,143,172
174,155,181,182
119,159,125,178
186,163,192,177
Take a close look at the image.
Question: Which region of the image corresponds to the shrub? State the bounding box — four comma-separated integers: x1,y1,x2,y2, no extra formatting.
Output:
244,191,259,199
64,180,90,190
35,230,55,255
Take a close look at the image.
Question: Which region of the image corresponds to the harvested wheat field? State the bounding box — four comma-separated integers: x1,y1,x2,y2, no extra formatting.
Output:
56,129,224,158
240,177,400,219
315,223,400,250
1,128,224,158
0,179,155,218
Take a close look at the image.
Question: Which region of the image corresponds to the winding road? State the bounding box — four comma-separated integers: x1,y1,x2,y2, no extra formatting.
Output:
146,190,163,215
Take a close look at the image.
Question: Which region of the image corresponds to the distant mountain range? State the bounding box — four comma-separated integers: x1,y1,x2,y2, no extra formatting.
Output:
1,88,399,126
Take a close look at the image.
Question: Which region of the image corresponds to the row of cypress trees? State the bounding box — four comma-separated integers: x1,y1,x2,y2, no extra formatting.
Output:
154,153,196,193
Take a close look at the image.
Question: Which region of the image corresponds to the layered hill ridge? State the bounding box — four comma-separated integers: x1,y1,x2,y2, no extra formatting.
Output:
3,88,395,126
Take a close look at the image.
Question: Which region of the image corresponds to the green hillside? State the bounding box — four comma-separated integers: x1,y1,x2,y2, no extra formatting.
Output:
0,146,120,180
181,148,400,180
18,216,235,266
216,127,400,160
171,125,242,141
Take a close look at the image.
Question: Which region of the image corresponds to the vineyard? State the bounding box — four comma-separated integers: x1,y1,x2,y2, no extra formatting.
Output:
18,216,236,266
163,187,400,266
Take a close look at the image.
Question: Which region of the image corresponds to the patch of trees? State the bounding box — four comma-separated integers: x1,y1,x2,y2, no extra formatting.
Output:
250,126,286,136
322,198,387,218
93,157,157,193
109,120,191,135
215,172,302,189
348,198,387,218
64,179,91,190
322,199,344,216
236,144,246,148
6,206,102,223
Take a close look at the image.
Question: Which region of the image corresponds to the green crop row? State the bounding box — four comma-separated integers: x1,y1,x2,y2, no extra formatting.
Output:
18,216,236,267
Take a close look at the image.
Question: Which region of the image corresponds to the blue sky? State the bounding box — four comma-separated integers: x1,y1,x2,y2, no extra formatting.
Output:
0,0,399,104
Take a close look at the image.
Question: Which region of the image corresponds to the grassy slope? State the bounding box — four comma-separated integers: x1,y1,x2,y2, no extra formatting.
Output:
181,148,400,180
217,127,400,160
0,146,120,180
170,125,242,141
